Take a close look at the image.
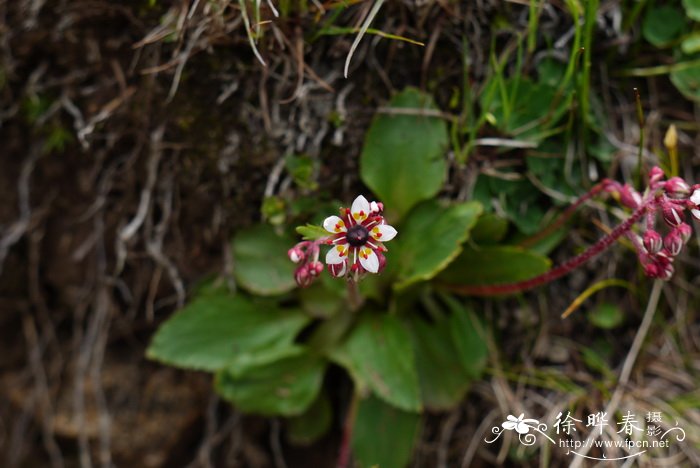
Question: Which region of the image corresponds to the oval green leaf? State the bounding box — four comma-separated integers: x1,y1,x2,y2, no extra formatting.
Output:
215,349,325,416
331,314,421,412
232,224,297,295
642,6,685,47
438,246,551,286
147,294,310,371
352,395,420,468
360,87,448,220
394,200,482,290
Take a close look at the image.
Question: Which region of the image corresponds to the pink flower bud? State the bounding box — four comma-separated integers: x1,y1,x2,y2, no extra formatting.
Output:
602,179,622,194
309,261,324,276
288,246,305,263
644,254,675,280
328,261,347,278
662,203,685,227
294,265,314,287
664,230,683,256
649,166,665,186
376,251,387,274
619,184,642,209
677,223,692,244
644,263,660,278
643,230,662,254
370,201,384,213
664,177,691,199
659,261,674,280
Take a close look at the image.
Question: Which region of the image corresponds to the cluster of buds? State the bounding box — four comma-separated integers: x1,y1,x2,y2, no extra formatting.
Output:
288,195,397,287
288,240,324,287
603,167,699,280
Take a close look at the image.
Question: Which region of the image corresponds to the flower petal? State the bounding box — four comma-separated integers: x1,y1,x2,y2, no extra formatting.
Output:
351,195,370,223
371,224,397,242
358,247,379,273
323,215,346,233
325,245,348,265
692,189,700,206
692,209,700,220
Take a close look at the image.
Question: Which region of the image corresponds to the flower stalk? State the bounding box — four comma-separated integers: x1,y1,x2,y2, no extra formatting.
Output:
448,164,700,296
447,195,659,296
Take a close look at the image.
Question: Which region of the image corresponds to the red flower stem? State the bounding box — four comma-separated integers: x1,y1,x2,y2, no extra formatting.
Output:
337,391,360,468
447,196,660,296
520,180,610,248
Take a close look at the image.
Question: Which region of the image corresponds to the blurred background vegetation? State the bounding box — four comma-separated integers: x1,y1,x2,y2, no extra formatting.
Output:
1,0,699,467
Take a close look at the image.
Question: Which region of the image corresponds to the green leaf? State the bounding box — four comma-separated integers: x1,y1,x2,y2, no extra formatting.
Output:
588,303,624,329
352,395,420,468
444,297,489,379
642,6,685,47
682,33,700,54
286,392,333,446
285,154,318,190
261,195,286,225
232,224,297,295
299,281,344,318
480,77,567,140
360,87,448,220
295,223,329,240
147,294,310,371
683,0,700,21
470,212,509,245
331,314,421,412
394,200,482,290
215,349,325,416
409,316,474,410
670,60,700,102
438,246,551,287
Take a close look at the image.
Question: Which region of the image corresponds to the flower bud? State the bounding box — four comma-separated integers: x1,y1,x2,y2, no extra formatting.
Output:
664,124,677,152
649,166,665,186
677,223,692,244
619,184,642,209
309,261,324,276
288,246,305,263
643,263,660,278
370,201,384,213
328,261,347,278
294,265,314,288
664,177,691,199
643,230,662,254
376,251,387,274
659,261,675,280
662,203,685,227
664,230,683,256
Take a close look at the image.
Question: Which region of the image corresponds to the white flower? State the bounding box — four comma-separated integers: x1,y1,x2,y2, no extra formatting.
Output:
323,195,397,276
690,188,700,220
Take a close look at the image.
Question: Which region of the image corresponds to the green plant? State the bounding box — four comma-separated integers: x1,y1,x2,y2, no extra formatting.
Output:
147,88,554,467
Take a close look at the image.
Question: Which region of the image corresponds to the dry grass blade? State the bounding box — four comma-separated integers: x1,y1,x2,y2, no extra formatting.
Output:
344,0,384,78
239,0,266,66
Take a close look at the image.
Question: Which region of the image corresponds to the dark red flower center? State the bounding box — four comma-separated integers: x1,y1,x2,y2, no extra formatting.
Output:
346,224,369,247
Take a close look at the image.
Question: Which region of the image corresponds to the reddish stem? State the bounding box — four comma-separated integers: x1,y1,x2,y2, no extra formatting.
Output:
337,392,359,468
447,195,660,296
519,180,611,248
